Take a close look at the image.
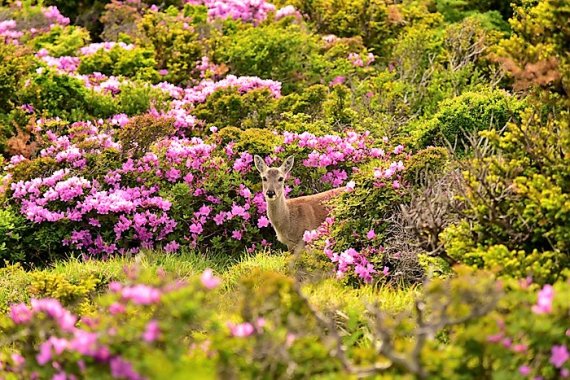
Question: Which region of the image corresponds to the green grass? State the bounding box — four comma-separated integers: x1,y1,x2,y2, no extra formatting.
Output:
0,248,417,317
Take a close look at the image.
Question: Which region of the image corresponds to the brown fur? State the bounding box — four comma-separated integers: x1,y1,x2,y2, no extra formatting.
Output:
254,155,342,254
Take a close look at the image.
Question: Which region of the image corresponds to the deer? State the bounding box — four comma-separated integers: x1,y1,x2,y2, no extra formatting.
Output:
254,155,342,255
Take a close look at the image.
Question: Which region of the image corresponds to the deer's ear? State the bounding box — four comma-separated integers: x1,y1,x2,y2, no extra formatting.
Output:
281,156,294,174
254,155,267,173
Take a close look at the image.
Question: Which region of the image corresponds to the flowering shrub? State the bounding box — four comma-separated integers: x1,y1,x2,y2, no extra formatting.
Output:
1,265,567,379
187,0,276,24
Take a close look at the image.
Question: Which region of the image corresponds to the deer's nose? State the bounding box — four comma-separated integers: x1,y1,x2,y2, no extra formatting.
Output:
266,190,275,198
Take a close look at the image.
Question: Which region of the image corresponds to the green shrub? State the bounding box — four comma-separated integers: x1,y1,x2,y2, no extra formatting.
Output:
403,146,450,184
412,88,525,151
31,25,91,57
137,8,204,86
115,81,170,116
275,84,329,118
0,207,29,263
192,87,277,130
17,70,91,121
286,0,400,55
78,44,158,81
117,114,176,158
214,22,323,94
441,109,570,283
0,42,34,115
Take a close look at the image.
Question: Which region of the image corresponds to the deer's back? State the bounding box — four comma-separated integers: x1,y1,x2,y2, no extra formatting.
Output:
286,188,342,231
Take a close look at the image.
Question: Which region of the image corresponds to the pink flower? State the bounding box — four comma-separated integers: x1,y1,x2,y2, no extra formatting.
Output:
329,76,346,86
228,322,255,337
109,302,125,315
393,145,404,154
550,345,569,368
303,230,319,243
366,229,376,240
189,223,204,235
486,333,503,343
164,240,180,253
143,320,160,342
36,341,52,365
11,353,25,367
10,303,32,324
382,266,390,276
532,284,554,314
201,268,221,289
512,344,528,353
232,230,243,240
121,285,161,305
257,216,270,228
519,365,531,376
561,368,569,378
345,180,355,191
392,180,400,189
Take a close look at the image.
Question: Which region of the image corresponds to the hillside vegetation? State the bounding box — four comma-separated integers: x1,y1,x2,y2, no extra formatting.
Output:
0,0,569,378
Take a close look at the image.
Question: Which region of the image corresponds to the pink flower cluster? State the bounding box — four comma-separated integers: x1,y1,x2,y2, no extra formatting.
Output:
9,298,143,380
348,52,375,67
188,0,276,24
42,6,70,26
79,42,135,56
275,5,299,20
37,53,81,73
11,157,176,255
175,75,282,106
0,20,23,44
195,56,224,79
532,284,554,314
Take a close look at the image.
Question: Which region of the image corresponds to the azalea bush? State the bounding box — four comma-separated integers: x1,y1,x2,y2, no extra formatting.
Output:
0,265,568,379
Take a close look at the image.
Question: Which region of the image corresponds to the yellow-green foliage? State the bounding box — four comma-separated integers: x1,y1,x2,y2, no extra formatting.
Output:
411,88,525,150
78,45,159,81
31,25,91,57
137,9,204,85
442,110,570,283
192,88,278,129
117,114,176,158
403,146,450,183
29,271,99,315
0,42,33,114
215,22,323,94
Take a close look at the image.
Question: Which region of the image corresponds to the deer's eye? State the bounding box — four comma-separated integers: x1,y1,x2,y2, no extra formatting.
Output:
278,177,284,182
262,177,267,182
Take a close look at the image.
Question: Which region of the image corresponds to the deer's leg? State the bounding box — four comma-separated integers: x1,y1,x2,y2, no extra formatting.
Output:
292,241,305,256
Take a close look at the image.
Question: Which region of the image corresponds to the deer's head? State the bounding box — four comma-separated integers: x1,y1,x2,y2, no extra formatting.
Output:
254,155,294,201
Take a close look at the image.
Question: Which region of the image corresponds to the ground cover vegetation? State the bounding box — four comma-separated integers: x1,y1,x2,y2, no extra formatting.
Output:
0,0,568,378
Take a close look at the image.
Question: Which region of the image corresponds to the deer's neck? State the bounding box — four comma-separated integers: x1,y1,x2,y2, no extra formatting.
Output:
266,195,290,230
